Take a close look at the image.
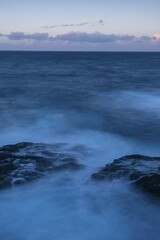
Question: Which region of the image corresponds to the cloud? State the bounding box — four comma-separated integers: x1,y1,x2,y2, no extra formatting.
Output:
140,36,152,41
42,20,106,29
6,32,49,41
1,31,136,43
98,19,104,25
42,22,89,29
1,31,160,51
153,33,160,40
53,32,135,43
1,31,159,47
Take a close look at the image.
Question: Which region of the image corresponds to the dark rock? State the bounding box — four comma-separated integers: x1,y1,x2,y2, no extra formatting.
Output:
92,154,160,197
0,142,83,189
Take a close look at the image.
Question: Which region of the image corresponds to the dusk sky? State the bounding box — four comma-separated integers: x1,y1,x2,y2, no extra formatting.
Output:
0,0,160,51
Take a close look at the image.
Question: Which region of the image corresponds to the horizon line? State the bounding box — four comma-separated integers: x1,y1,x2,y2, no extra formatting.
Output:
0,50,160,53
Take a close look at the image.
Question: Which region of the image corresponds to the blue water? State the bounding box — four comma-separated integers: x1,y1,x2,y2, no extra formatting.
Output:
0,51,160,240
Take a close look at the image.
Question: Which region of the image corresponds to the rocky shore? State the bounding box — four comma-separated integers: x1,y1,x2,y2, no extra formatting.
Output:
0,142,83,189
92,154,160,197
0,142,160,197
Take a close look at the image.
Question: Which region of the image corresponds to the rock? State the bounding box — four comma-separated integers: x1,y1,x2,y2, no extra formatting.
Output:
0,142,83,189
92,154,160,197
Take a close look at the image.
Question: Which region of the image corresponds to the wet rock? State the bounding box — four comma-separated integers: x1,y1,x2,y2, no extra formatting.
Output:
92,154,160,197
0,142,83,189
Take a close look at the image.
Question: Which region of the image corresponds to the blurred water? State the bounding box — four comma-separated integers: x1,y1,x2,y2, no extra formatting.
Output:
0,51,160,239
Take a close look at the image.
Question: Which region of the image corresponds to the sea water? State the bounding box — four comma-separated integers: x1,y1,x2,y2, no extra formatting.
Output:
0,51,160,240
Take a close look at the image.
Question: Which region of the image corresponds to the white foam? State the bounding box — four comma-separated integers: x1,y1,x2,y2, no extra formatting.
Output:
0,108,160,240
94,90,160,116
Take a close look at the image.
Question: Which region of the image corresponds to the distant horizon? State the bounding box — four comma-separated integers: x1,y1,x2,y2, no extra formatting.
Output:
0,0,160,51
0,50,160,53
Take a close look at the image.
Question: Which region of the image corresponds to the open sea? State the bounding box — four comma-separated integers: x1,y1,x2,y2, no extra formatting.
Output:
0,51,160,240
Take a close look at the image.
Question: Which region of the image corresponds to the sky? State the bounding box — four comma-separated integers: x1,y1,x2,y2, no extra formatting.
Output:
0,0,160,51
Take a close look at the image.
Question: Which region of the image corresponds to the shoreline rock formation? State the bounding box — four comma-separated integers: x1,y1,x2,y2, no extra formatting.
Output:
92,154,160,197
0,142,83,189
1,142,160,197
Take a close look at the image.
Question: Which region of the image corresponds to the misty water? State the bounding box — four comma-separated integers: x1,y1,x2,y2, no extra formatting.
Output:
0,52,160,240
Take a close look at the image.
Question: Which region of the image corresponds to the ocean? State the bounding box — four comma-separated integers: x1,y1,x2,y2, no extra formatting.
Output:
0,51,160,240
